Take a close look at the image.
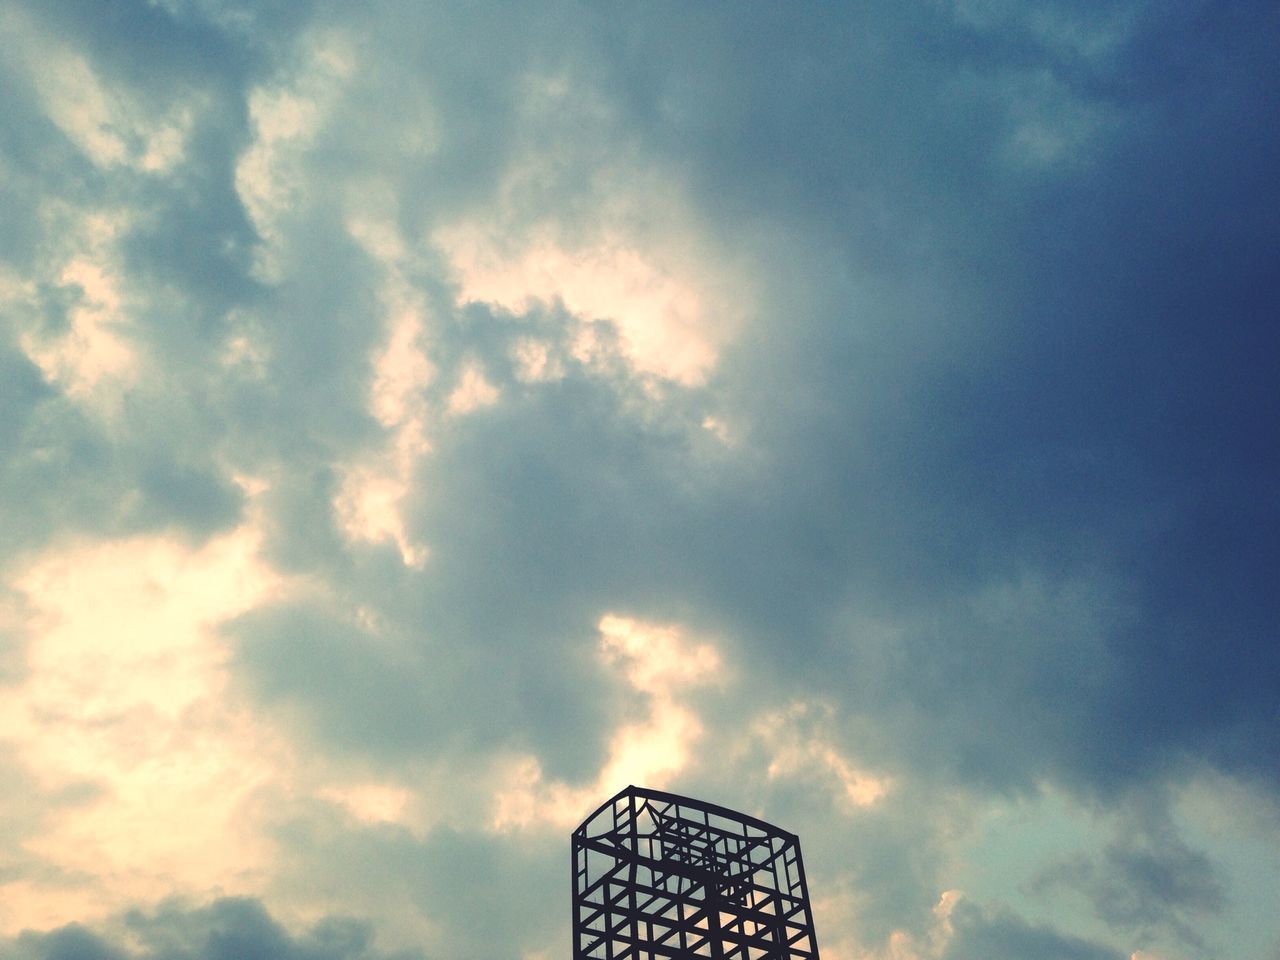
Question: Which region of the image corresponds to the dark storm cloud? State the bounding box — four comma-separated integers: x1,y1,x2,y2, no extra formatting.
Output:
939,900,1122,960
163,0,1280,843
401,354,720,775
0,898,424,960
226,345,700,778
0,345,53,465
230,601,442,757
1032,800,1226,949
30,0,310,75
912,3,1280,789
599,0,1280,795
0,363,247,555
0,368,241,558
344,0,1280,793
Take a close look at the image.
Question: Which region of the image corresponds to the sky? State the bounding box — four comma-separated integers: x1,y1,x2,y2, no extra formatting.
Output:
0,1,1278,958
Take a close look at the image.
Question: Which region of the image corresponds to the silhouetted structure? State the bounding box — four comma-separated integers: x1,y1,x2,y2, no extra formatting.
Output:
571,785,821,960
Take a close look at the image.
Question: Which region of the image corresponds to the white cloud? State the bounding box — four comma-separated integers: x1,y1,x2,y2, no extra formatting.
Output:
432,137,749,390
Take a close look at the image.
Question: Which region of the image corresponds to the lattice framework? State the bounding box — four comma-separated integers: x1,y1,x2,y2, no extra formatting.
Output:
572,785,821,960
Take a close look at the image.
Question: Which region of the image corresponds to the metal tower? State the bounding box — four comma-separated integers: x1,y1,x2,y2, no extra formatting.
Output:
571,785,821,960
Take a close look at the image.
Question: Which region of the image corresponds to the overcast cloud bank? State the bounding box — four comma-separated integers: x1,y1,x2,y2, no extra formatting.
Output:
1,1,1277,958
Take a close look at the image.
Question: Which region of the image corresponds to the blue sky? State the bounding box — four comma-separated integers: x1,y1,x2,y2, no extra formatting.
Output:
1,1,1278,958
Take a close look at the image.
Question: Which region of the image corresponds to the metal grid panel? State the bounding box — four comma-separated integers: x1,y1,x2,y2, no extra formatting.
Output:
572,786,821,960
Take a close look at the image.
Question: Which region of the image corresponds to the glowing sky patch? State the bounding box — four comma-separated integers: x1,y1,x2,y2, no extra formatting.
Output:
0,528,283,931
435,209,740,387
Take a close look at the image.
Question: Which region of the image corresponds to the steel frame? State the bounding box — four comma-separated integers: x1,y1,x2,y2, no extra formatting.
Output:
572,785,821,960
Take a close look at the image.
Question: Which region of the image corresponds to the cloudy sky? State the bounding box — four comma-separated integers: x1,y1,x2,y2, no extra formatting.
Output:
1,1,1278,958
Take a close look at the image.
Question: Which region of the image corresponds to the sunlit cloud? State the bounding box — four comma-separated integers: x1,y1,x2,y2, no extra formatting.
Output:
434,162,745,387
438,224,717,385
0,527,285,931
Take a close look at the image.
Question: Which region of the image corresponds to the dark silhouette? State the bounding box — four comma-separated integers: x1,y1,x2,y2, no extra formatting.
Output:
572,785,821,960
